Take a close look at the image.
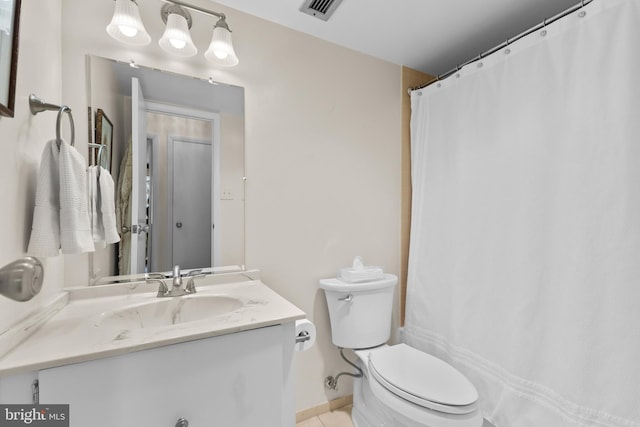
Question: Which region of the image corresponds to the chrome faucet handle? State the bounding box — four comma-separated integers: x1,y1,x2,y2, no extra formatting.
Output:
185,274,205,294
146,278,168,297
187,269,203,276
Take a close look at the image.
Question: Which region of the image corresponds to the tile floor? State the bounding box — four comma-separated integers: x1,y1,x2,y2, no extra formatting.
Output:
296,405,354,427
296,405,493,427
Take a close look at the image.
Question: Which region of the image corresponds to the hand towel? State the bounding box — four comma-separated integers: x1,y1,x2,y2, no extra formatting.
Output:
27,140,62,257
87,165,104,243
58,139,94,254
98,166,120,244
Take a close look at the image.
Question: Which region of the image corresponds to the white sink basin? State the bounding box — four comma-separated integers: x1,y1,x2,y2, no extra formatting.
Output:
97,295,244,329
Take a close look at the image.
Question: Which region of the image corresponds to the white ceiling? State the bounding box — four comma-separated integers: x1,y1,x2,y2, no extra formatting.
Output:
210,0,581,76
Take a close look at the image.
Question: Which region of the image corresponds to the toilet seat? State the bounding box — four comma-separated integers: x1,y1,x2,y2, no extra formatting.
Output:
368,344,478,415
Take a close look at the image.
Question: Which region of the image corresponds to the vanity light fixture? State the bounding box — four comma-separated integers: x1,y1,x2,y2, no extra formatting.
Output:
159,4,197,57
106,0,151,46
204,16,239,67
106,0,239,67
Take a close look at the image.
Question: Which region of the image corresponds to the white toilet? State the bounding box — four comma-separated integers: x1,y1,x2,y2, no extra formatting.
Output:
319,274,483,427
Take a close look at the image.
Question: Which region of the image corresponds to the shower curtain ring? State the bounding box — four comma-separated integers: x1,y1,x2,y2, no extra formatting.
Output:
579,0,587,17
504,39,511,55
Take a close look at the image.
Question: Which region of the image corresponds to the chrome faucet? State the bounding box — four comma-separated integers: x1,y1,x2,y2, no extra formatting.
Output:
146,266,205,298
172,265,183,291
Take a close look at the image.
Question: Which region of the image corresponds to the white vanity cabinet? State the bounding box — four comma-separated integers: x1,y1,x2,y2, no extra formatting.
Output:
37,323,296,427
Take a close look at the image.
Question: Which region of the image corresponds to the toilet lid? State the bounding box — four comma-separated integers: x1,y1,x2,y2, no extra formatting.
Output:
368,344,478,414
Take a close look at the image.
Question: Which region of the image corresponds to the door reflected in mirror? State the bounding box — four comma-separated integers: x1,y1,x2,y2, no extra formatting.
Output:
88,56,245,282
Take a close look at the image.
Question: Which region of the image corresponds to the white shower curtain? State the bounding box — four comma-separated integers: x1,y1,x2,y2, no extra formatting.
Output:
405,0,640,426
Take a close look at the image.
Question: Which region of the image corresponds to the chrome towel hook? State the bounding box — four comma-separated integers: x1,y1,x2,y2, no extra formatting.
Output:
29,93,59,115
29,94,75,150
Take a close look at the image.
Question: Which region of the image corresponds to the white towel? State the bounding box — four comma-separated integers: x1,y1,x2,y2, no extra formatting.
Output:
27,140,62,257
87,165,120,247
87,165,103,243
98,167,120,244
28,139,95,256
58,140,94,254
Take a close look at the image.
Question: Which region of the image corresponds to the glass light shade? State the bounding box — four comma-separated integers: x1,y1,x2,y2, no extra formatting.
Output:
106,0,151,46
205,26,239,67
159,13,197,57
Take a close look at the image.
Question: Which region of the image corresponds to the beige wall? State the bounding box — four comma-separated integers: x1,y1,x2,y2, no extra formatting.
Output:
0,0,64,334
219,113,245,267
0,0,410,413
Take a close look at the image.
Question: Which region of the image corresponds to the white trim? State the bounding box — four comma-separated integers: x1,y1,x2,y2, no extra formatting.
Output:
147,134,160,272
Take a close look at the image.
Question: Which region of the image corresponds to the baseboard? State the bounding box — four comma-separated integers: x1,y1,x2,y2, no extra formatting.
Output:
295,395,353,423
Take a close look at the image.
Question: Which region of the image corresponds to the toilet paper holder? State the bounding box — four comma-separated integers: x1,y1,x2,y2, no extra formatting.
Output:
294,319,316,352
296,330,311,343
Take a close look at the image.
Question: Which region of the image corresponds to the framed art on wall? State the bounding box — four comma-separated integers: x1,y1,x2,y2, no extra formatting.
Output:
95,108,113,171
0,0,21,117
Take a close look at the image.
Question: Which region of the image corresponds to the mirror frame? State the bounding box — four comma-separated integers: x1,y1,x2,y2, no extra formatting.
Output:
0,0,21,117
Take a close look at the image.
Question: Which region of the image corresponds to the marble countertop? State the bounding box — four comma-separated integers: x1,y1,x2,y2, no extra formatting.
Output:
0,271,306,376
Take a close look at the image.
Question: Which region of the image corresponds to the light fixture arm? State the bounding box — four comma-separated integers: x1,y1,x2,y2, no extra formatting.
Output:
161,0,226,21
160,4,193,28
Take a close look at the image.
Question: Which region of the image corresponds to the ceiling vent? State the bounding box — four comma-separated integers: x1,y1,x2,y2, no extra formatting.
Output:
300,0,344,21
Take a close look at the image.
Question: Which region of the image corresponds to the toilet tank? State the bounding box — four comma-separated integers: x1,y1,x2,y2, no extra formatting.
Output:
319,274,397,349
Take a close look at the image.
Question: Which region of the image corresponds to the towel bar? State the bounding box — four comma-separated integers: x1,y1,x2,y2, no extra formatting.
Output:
29,94,75,150
88,142,108,169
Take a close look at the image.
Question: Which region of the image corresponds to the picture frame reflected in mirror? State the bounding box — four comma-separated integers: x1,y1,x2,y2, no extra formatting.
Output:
95,108,113,171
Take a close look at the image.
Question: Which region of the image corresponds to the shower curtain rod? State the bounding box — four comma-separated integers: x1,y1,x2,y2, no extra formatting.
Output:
409,0,593,94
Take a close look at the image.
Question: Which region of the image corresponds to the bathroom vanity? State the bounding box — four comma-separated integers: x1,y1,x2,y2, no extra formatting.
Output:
0,271,306,426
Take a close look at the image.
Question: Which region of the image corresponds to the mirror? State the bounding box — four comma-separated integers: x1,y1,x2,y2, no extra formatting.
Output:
87,56,245,283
